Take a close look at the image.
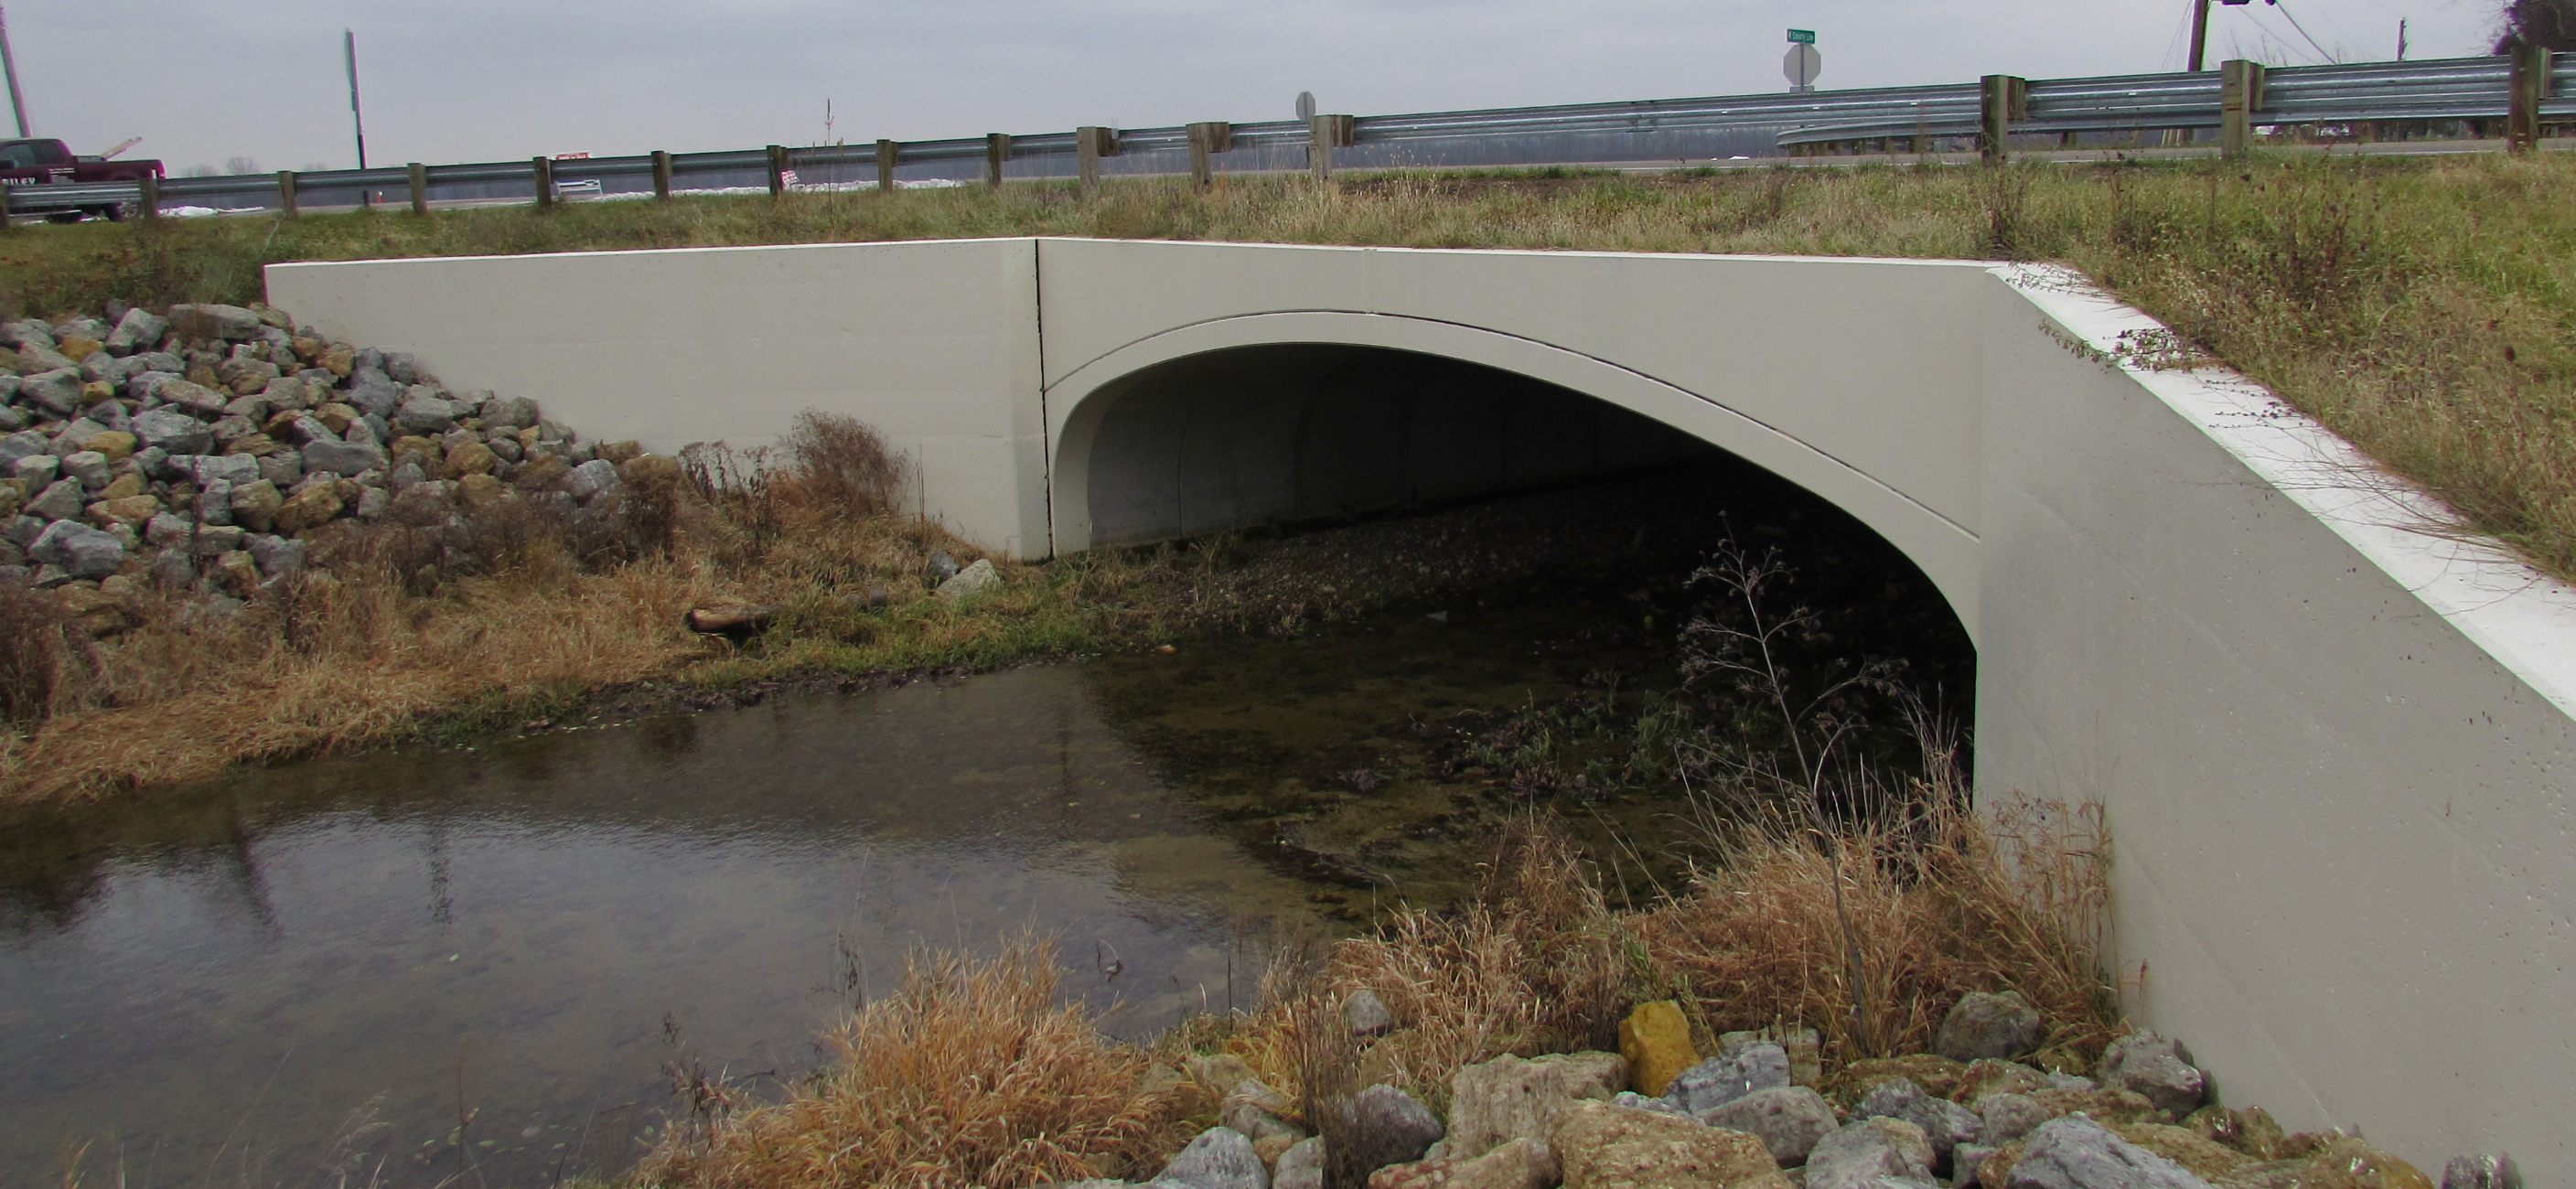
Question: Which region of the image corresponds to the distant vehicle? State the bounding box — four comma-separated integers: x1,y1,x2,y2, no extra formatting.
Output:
0,138,167,221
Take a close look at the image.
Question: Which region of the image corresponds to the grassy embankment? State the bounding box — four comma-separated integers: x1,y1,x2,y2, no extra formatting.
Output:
1,153,2570,804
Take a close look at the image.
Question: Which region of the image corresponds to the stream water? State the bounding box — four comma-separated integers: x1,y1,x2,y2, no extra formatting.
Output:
0,465,1973,1189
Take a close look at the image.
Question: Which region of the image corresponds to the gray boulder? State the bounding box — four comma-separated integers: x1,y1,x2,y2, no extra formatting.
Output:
565,458,620,501
1859,1078,1981,1164
30,520,124,579
1344,988,1394,1037
0,430,48,467
4,515,44,547
2096,1034,2206,1121
52,315,107,341
259,452,303,488
13,454,56,488
345,367,402,418
154,377,232,416
246,534,305,578
2002,1116,2210,1189
1219,1079,1301,1143
1610,1090,1692,1119
1156,1126,1267,1189
0,318,54,348
145,512,194,548
131,350,185,375
26,478,85,521
1954,1143,1997,1188
103,307,171,355
1700,1084,1839,1165
1809,1118,1937,1189
1272,1137,1325,1189
479,393,539,428
2442,1154,2523,1189
190,524,246,557
1978,1093,2052,1147
59,451,110,491
1666,1041,1790,1116
1936,992,2045,1064
1348,1084,1444,1167
162,453,262,488
936,557,1001,601
304,438,388,477
49,419,107,455
395,388,461,434
169,303,263,340
382,352,420,384
19,368,83,417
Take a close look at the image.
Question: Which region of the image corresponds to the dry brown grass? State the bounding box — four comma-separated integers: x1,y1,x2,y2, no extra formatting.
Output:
637,937,1191,1189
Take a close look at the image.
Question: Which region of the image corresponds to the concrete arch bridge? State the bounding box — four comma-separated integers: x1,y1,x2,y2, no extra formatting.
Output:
274,238,2576,1181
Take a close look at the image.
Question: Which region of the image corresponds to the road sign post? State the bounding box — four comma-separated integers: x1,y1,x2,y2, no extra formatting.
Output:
1785,30,1821,92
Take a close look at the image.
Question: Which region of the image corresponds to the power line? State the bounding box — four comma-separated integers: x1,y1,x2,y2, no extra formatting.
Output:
2267,0,2343,62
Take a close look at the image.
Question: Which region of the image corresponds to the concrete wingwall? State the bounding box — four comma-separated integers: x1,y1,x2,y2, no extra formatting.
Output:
268,239,2576,1179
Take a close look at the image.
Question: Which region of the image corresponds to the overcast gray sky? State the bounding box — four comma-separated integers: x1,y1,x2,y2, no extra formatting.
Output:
5,0,2513,173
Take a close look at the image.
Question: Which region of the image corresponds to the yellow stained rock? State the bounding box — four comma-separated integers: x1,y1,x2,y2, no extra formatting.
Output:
58,335,102,359
456,472,506,510
96,472,144,501
1619,1001,1700,1097
446,441,499,477
82,431,137,461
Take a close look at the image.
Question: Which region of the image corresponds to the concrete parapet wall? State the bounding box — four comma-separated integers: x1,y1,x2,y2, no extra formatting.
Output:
266,239,2576,1180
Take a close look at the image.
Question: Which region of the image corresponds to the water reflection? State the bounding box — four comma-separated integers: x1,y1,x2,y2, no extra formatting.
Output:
0,668,1322,1187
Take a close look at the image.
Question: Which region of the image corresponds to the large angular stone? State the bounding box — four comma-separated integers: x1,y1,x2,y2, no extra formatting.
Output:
1700,1086,1838,1165
2002,1117,2212,1189
273,483,345,536
345,367,402,418
1446,1051,1626,1162
169,303,263,340
19,368,83,417
1348,1084,1444,1169
1273,1137,1325,1189
29,520,124,579
161,453,262,488
2095,1034,2206,1122
396,389,462,434
1935,992,2045,1064
1158,1126,1269,1189
1668,1043,1790,1117
1550,1099,1776,1189
153,376,233,415
26,477,85,521
1621,1001,1701,1097
1979,1094,2052,1148
1809,1119,1936,1189
303,438,388,477
103,307,170,356
1857,1078,1980,1164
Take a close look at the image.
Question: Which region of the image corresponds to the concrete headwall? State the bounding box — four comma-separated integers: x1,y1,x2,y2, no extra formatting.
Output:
267,239,2576,1180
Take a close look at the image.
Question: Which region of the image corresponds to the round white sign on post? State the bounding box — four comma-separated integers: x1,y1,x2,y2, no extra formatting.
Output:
1784,44,1822,90
1296,91,1317,121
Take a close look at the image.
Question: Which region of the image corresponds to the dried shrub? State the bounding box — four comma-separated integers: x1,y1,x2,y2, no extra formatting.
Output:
1631,791,2115,1067
0,580,88,723
641,937,1190,1189
784,410,909,515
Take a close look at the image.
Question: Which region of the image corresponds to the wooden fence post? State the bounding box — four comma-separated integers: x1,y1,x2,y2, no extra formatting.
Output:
277,170,299,217
651,151,671,199
984,134,1009,189
1077,126,1111,193
531,156,554,209
2222,59,2267,158
767,145,789,197
2509,44,2553,153
0,184,13,230
1186,122,1231,190
875,139,897,193
137,175,159,221
1980,76,2027,165
407,163,428,215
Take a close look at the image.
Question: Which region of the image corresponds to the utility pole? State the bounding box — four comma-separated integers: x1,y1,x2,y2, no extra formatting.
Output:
2396,19,2408,61
344,29,367,169
0,5,31,137
2190,0,2259,72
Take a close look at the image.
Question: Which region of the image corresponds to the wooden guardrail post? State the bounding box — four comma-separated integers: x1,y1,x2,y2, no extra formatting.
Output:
137,175,159,221
407,163,428,215
2509,44,2553,153
277,170,299,217
1309,114,1354,180
767,145,789,198
651,151,671,199
1979,76,2027,165
0,184,13,230
2222,59,2267,157
875,139,897,193
531,156,554,209
1187,122,1231,190
1077,126,1116,193
984,134,1010,189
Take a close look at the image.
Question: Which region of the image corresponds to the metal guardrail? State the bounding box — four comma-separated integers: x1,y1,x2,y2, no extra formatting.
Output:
5,51,2567,220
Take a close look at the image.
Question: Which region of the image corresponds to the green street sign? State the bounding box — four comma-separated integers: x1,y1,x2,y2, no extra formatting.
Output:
1787,28,1817,44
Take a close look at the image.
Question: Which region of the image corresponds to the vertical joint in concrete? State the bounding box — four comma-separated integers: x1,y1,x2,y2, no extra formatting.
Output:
407,162,428,215
2509,44,2553,153
985,134,1010,190
1980,75,2027,165
2222,59,2267,158
875,139,898,194
277,170,300,217
650,151,671,200
531,156,554,209
767,145,789,198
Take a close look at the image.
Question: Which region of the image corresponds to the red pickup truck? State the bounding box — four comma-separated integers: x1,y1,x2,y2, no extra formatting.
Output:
0,138,166,221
